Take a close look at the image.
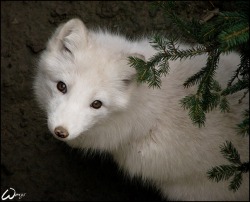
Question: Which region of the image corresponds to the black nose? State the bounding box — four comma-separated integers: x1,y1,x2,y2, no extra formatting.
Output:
54,126,69,138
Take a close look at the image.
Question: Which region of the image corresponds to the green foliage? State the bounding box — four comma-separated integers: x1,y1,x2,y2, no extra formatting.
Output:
220,141,241,165
219,96,230,113
128,54,168,88
222,79,248,96
236,109,249,136
181,94,206,127
217,12,249,52
129,1,249,127
207,141,249,192
128,1,249,192
128,35,208,88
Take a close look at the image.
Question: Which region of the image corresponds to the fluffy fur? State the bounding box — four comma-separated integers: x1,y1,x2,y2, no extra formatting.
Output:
34,18,249,201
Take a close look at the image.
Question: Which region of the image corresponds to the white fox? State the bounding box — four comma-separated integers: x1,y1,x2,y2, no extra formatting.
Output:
34,18,249,201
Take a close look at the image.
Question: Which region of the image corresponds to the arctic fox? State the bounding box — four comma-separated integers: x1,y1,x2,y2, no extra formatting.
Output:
34,18,249,201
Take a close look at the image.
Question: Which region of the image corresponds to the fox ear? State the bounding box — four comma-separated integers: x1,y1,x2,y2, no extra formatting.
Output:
47,18,88,54
122,53,146,86
129,53,146,61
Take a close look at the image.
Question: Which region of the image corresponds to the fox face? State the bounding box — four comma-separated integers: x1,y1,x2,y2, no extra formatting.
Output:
34,19,143,141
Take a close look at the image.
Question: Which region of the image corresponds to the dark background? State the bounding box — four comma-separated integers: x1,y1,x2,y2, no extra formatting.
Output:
1,1,232,201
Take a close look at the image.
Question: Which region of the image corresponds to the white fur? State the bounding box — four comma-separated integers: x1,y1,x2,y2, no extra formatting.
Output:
34,18,249,201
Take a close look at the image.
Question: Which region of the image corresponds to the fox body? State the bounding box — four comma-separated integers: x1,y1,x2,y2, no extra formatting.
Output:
34,19,249,201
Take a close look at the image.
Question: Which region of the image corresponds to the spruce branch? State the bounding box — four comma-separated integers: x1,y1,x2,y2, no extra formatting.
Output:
219,96,230,113
211,79,222,92
229,172,243,192
172,45,208,60
226,51,249,101
239,162,250,173
158,57,169,77
128,56,148,82
169,13,203,43
202,92,220,112
197,50,220,94
190,50,221,114
238,89,249,104
222,79,248,96
227,65,244,87
207,164,237,182
149,34,172,52
220,141,241,165
236,109,249,136
180,94,206,127
218,11,248,24
128,51,170,88
183,66,207,88
148,66,162,88
218,23,249,52
207,141,249,192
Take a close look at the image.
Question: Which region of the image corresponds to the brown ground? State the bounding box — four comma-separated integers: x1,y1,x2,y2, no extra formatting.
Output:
1,1,232,201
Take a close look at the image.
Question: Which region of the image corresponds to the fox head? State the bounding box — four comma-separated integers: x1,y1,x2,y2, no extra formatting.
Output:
34,18,145,145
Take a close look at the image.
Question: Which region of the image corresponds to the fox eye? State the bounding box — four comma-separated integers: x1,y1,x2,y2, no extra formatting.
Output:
57,81,67,94
91,100,102,109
